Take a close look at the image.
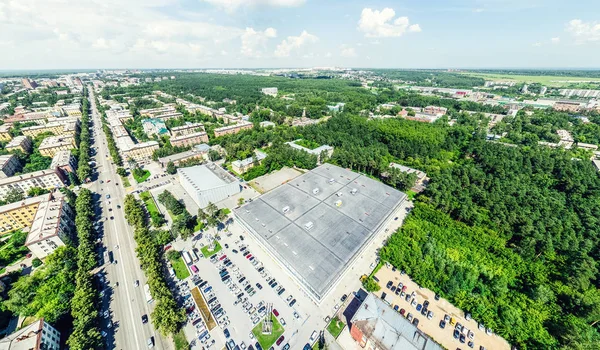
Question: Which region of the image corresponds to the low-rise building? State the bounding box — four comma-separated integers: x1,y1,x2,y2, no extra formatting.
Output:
259,121,276,128
423,105,448,115
554,101,583,112
0,124,12,141
231,150,267,174
261,87,278,96
0,154,20,178
122,141,159,165
139,105,177,118
38,135,76,157
158,144,210,167
0,317,61,350
21,119,79,138
6,136,32,154
50,150,77,174
154,112,183,121
0,194,47,235
171,131,209,148
25,194,74,259
170,122,205,137
178,163,240,208
286,139,334,163
577,142,598,151
0,169,66,200
213,121,253,137
142,118,169,137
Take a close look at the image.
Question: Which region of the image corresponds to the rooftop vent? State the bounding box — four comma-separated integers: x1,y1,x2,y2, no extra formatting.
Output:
328,178,335,184
336,192,343,197
304,221,314,231
282,206,290,214
335,200,342,207
312,188,320,195
351,188,358,195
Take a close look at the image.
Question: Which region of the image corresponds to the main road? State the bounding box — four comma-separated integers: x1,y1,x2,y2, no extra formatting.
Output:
87,87,170,350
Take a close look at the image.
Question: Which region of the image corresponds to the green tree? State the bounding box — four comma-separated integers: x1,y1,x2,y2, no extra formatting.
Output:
166,161,177,175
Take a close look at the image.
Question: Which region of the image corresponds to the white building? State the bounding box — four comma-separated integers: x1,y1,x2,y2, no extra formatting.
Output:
25,194,74,259
0,318,61,350
286,140,334,163
261,87,278,96
0,169,66,200
178,163,240,208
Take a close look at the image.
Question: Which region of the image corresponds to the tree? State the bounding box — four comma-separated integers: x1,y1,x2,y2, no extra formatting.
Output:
31,258,42,268
237,197,245,206
0,189,24,205
208,149,221,161
166,161,177,175
27,187,49,197
116,167,127,177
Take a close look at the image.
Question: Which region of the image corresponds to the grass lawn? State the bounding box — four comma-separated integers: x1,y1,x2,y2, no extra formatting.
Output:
406,190,416,201
121,175,131,187
200,241,222,258
140,191,160,216
133,169,151,183
460,72,600,87
252,315,285,349
194,221,205,232
327,316,345,339
173,329,188,350
170,255,190,280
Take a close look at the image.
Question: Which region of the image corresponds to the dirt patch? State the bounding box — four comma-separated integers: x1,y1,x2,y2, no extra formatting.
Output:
249,166,303,193
191,286,216,330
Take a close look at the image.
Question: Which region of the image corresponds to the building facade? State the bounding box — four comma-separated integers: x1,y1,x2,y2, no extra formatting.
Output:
25,195,74,259
0,318,61,350
0,154,20,179
169,122,205,137
0,169,66,200
0,194,48,235
5,136,32,154
231,150,267,174
0,124,12,141
122,141,159,164
178,163,240,208
38,135,76,157
170,131,209,148
50,150,77,174
213,121,253,137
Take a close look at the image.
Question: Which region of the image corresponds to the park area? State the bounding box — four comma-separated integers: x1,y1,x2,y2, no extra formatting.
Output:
252,315,285,349
132,167,151,183
327,316,345,339
200,241,222,257
167,251,190,280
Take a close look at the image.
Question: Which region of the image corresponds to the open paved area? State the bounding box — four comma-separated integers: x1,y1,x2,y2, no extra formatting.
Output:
249,166,304,193
374,265,511,350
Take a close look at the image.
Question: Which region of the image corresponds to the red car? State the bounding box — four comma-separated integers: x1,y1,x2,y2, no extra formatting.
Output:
273,309,279,317
276,335,285,346
246,254,253,259
219,255,227,261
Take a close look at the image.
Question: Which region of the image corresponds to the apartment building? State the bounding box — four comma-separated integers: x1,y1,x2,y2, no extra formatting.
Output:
286,139,334,163
154,112,183,121
4,111,49,125
50,150,77,174
170,131,209,147
6,136,32,154
38,135,76,157
423,106,448,115
213,121,253,137
0,194,48,235
122,141,159,165
0,124,12,141
170,122,205,137
158,144,210,167
0,169,66,200
231,150,267,174
554,101,583,112
21,119,80,137
25,194,74,259
0,155,20,178
139,105,177,118
21,78,38,90
0,317,61,350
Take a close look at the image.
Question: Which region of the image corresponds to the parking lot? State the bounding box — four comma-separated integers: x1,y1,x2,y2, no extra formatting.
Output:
374,265,510,350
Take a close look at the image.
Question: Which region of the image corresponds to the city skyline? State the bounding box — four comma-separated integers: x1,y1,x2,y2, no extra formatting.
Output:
1,0,599,69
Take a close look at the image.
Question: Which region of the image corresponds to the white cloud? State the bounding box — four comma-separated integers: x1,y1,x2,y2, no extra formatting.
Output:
200,0,305,11
240,27,277,57
325,52,332,58
340,45,357,57
274,30,318,57
566,19,600,44
473,8,484,13
551,37,560,44
358,8,421,38
532,42,542,47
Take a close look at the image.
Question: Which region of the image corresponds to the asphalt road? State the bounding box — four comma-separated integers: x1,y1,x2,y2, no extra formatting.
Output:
87,88,170,350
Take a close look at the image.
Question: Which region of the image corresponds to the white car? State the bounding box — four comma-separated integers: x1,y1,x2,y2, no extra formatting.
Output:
249,332,255,340
280,318,286,326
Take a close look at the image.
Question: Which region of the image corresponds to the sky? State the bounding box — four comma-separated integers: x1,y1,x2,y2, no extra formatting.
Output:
0,0,599,69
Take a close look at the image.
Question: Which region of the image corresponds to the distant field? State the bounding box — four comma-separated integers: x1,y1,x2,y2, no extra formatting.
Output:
461,72,600,87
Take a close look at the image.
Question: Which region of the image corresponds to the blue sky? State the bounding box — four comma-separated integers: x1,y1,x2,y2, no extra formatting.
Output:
0,0,599,69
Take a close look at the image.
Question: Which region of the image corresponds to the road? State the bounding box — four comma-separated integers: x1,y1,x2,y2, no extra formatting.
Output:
87,88,170,350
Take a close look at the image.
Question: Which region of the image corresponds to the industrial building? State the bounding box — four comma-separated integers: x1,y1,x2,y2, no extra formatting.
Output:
234,164,406,302
178,163,240,208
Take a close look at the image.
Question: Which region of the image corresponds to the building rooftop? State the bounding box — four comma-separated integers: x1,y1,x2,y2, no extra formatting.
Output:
0,193,49,216
0,154,16,168
0,318,49,350
351,293,443,350
231,150,267,169
286,140,333,155
38,135,74,150
389,163,427,180
171,131,207,142
234,164,406,300
157,145,209,164
178,163,238,191
50,150,72,169
25,194,67,246
0,169,62,187
6,136,29,149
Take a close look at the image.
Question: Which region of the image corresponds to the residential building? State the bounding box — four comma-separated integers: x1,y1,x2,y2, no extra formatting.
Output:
122,141,159,164
154,112,183,121
554,101,583,112
25,194,74,259
423,106,448,115
350,293,443,350
389,162,428,191
142,118,169,137
0,194,47,235
559,89,600,98
6,136,32,154
21,119,79,137
21,78,38,90
577,142,598,151
178,163,240,208
50,150,77,174
38,135,76,157
0,169,66,200
259,121,276,128
158,144,210,167
213,121,253,137
286,139,334,163
170,122,205,137
139,105,177,118
170,131,209,148
0,155,20,178
261,87,278,96
327,102,346,112
0,124,12,141
0,317,61,350
231,150,267,174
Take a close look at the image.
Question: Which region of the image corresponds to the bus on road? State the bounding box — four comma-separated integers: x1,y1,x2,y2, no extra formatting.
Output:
144,283,153,304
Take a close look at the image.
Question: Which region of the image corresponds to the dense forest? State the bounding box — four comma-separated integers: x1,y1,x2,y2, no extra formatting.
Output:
370,69,486,88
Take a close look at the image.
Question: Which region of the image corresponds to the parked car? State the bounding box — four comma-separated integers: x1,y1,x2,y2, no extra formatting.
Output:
276,336,285,346
439,320,446,329
273,309,279,317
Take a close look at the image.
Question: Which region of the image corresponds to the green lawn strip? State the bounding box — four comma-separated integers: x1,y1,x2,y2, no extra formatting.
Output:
170,255,190,280
173,329,188,350
326,316,345,338
121,175,131,187
200,241,222,258
252,315,285,349
133,169,151,183
141,191,160,216
194,221,205,232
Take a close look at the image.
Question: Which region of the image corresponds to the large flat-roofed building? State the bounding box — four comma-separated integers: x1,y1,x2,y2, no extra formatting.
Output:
0,155,20,178
25,194,74,259
0,194,48,235
350,293,443,350
234,164,406,302
178,163,240,208
50,150,77,174
170,131,209,148
0,317,61,350
38,135,76,157
213,121,253,137
0,169,66,200
0,124,12,141
6,136,32,154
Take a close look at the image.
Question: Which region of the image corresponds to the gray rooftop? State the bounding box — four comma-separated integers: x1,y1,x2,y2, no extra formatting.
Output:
234,164,406,300
178,163,237,191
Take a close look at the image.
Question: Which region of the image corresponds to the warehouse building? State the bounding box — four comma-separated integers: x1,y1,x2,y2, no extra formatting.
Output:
234,164,406,302
178,163,240,208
